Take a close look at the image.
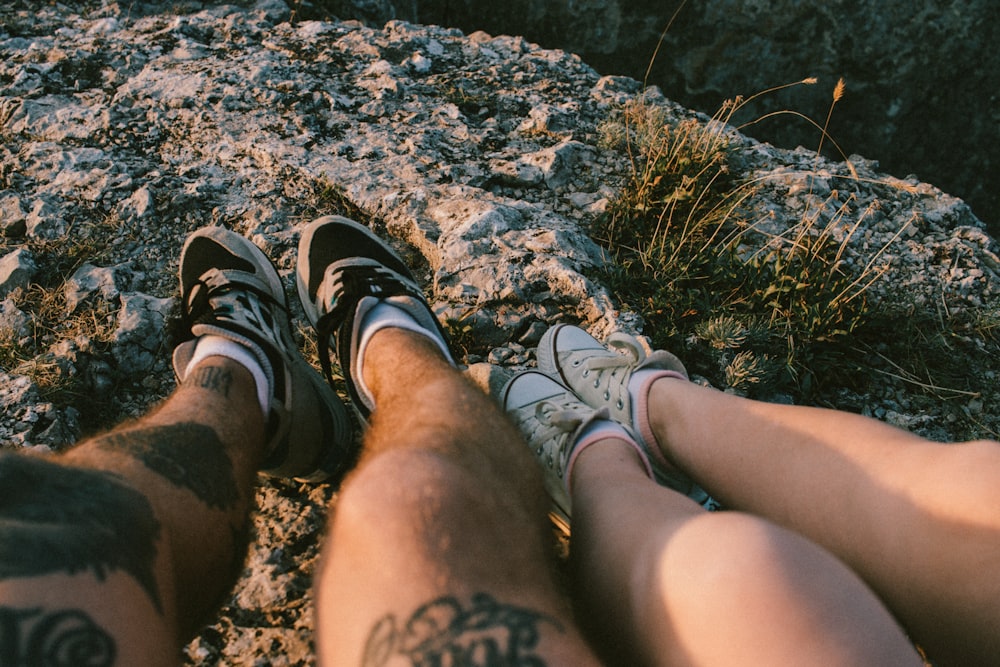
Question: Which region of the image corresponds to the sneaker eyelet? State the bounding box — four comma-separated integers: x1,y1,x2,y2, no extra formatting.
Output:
593,378,600,388
582,369,590,377
603,390,610,400
616,399,624,409
572,360,582,367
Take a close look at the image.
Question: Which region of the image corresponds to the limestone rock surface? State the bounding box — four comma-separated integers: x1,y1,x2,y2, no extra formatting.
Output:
337,0,1000,236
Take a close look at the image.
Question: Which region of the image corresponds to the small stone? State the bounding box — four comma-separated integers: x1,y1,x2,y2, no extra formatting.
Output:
487,347,515,364
0,249,37,298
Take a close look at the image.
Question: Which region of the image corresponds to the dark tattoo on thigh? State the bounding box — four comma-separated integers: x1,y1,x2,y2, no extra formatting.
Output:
0,606,116,667
184,364,234,398
94,423,239,511
0,453,163,613
362,592,562,666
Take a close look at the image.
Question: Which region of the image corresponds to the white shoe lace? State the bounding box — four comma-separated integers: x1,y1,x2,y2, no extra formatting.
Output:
562,332,686,421
513,398,605,480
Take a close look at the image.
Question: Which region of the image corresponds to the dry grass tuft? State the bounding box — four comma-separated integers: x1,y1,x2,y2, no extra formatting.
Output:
591,78,993,405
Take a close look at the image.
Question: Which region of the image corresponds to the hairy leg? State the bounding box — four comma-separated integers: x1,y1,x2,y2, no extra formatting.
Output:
569,437,922,667
0,357,263,665
647,378,1000,665
315,330,599,666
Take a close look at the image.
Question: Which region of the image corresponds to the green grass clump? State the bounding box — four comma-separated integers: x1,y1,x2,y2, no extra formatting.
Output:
592,84,902,397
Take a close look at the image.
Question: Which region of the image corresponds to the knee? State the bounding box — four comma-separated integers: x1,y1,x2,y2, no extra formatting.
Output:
647,511,883,624
645,512,916,664
332,448,530,548
335,449,458,527
325,448,551,586
651,512,806,598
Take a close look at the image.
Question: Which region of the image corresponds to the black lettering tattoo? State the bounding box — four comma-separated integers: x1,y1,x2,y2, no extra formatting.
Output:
184,365,234,398
362,593,562,666
0,606,116,667
94,423,239,511
0,453,162,613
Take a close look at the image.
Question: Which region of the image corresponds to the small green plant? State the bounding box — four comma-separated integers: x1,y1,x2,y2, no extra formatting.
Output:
694,315,749,350
724,349,768,394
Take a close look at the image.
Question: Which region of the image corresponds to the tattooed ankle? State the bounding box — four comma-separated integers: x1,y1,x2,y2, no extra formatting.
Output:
183,364,234,398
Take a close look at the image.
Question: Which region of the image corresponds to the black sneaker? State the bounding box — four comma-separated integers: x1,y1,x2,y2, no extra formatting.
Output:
296,215,452,423
173,226,355,482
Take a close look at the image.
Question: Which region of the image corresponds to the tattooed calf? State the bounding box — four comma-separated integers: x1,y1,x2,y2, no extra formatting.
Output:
0,606,116,667
94,423,239,511
363,593,562,667
0,453,162,613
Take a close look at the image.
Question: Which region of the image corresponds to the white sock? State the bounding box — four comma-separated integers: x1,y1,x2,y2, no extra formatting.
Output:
353,300,451,406
566,419,654,486
627,369,663,425
626,368,686,468
184,335,271,416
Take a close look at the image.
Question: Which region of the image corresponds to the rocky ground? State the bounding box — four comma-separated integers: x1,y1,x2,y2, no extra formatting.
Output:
0,1,997,664
364,0,1000,237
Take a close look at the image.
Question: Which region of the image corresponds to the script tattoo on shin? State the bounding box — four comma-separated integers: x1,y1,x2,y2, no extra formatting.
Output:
0,606,116,667
362,593,562,666
94,423,239,511
0,453,163,613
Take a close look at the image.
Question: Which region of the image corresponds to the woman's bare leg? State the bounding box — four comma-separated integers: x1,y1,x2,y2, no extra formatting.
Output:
569,435,922,667
647,378,1000,665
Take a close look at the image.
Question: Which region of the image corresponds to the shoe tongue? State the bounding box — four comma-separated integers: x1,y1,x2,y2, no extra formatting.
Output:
544,408,585,431
643,350,672,366
606,332,648,360
642,350,689,377
186,279,210,315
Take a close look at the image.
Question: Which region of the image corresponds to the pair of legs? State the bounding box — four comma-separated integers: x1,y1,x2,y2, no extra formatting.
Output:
0,220,599,666
0,332,597,665
570,381,1000,665
503,325,1000,666
626,379,1000,664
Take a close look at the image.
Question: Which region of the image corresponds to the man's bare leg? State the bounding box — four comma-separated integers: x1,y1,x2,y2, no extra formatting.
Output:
0,357,263,666
315,330,600,665
569,436,922,667
0,224,353,664
646,378,1000,664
